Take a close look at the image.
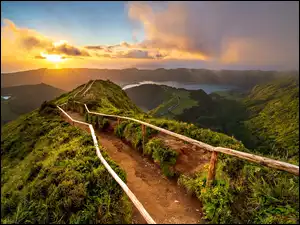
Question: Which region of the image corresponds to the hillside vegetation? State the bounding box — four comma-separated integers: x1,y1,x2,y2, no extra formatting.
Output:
125,84,204,118
138,77,299,164
1,99,131,223
67,80,298,224
1,79,299,224
242,77,299,163
1,83,65,126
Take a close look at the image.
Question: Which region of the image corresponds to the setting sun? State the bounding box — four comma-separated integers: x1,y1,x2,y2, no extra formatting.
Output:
40,52,64,63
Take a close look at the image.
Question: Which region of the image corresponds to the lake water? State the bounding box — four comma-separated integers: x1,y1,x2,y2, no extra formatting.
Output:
122,81,237,94
1,96,11,100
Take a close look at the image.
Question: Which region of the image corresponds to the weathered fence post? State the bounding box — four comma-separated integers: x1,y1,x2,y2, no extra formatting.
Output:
207,150,218,187
141,124,145,151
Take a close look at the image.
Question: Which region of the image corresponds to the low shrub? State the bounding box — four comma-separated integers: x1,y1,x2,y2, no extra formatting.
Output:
146,138,178,177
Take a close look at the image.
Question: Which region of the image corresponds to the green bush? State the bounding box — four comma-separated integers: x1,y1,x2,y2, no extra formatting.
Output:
146,138,178,177
39,101,59,116
102,118,110,130
84,112,89,123
178,157,299,224
114,121,130,138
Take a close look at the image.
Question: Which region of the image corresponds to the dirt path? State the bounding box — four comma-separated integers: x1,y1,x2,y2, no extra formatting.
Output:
65,111,203,224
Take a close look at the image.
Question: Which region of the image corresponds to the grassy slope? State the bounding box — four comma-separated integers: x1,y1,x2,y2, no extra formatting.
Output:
243,76,299,163
1,93,132,223
175,78,299,224
124,84,199,118
150,77,299,164
1,99,20,126
74,80,141,116
125,84,169,111
150,89,198,118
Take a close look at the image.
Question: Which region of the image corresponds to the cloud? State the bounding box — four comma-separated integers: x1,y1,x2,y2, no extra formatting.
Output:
47,43,90,56
117,49,152,59
85,45,104,50
2,1,299,72
127,1,299,69
21,36,52,50
2,19,90,59
84,43,165,59
34,55,46,59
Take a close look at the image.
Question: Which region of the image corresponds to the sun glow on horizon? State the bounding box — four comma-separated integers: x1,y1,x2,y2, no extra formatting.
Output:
40,52,65,63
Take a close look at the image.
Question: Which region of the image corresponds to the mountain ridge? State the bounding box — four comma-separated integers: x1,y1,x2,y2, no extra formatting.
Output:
2,68,298,91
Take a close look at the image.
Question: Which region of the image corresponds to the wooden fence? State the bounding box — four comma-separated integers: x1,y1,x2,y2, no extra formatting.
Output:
73,100,299,178
57,104,156,224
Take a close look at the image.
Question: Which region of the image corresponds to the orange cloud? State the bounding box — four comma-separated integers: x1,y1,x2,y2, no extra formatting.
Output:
1,19,90,60
1,18,208,65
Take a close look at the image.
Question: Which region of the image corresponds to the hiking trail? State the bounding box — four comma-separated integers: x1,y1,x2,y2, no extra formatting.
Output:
65,111,204,224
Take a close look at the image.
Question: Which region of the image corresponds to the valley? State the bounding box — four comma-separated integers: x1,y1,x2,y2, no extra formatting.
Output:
126,76,299,164
1,83,65,126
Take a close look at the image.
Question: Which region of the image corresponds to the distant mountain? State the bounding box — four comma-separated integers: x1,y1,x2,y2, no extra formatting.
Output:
125,84,179,112
2,68,298,91
1,83,65,125
125,83,246,121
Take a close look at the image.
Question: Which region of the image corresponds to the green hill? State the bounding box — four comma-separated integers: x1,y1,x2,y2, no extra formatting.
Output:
242,76,299,162
140,77,299,164
1,83,66,126
1,79,299,224
1,104,131,224
124,84,170,111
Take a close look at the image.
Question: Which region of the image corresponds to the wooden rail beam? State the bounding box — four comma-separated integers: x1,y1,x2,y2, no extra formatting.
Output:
214,147,299,176
141,124,146,152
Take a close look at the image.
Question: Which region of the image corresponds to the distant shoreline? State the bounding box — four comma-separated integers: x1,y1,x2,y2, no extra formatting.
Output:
122,81,237,94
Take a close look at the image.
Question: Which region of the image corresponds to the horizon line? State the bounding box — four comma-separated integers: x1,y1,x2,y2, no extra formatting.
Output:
1,67,299,74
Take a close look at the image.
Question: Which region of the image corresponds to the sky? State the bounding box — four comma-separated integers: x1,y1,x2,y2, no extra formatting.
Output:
1,1,299,73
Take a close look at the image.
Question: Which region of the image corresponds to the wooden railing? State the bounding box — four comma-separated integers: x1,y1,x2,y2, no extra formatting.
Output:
71,100,299,178
82,80,95,96
57,103,156,224
73,82,88,98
